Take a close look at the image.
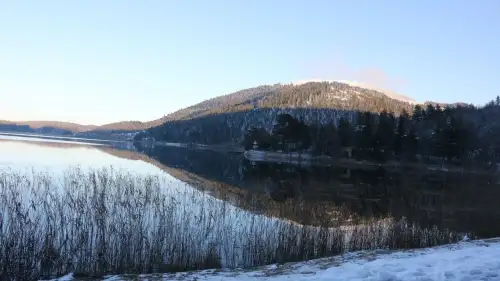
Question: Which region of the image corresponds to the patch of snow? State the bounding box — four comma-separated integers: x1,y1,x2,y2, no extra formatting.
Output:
291,79,417,105
335,80,417,105
331,96,348,101
48,239,500,281
292,79,337,86
45,273,73,281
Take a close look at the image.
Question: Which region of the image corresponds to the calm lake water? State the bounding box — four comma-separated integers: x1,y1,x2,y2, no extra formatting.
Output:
1,133,499,278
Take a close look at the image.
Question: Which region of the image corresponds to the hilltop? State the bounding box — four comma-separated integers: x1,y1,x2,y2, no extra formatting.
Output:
159,81,416,122
293,79,417,104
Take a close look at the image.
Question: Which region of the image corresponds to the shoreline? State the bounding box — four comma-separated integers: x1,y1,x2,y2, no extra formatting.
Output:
243,149,499,175
136,140,499,175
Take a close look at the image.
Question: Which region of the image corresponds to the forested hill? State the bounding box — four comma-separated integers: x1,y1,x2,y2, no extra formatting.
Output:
0,120,95,133
142,81,417,145
162,81,415,121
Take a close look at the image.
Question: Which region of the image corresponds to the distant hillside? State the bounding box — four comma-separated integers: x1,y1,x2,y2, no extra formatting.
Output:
0,120,96,133
89,119,168,132
162,85,281,121
0,118,169,137
144,81,417,145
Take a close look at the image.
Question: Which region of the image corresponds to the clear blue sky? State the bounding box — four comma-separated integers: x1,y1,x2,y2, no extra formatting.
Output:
1,1,499,125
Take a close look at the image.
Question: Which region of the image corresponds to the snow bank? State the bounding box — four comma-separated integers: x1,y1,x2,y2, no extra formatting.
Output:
47,238,500,281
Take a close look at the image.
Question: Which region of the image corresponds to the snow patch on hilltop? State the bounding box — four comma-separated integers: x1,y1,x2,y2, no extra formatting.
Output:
292,79,417,105
335,80,417,105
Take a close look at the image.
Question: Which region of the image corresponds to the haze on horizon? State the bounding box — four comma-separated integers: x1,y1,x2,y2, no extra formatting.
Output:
1,0,499,125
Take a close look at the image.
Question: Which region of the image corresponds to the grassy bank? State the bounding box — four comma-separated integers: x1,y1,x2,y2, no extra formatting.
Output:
0,167,466,280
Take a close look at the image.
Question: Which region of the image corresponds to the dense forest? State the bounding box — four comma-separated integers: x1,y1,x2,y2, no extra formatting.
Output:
244,97,500,167
143,82,417,144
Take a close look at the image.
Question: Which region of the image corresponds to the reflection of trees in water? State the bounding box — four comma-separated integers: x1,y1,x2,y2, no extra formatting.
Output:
261,163,500,238
137,145,247,187
136,144,500,238
401,171,500,238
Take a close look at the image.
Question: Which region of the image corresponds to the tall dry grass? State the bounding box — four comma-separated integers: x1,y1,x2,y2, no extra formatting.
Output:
0,167,466,280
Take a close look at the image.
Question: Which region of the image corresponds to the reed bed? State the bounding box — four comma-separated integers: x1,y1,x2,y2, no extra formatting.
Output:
0,167,466,280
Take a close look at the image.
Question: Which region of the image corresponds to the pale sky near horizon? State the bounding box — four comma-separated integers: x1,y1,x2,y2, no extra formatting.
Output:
1,1,499,125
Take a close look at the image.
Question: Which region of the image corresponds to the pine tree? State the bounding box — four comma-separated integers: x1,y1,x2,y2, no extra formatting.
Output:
375,110,396,154
413,105,424,124
338,117,354,148
394,110,409,157
318,124,340,157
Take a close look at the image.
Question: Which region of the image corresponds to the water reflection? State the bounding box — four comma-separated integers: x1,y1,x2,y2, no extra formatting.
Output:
0,136,160,176
135,144,500,239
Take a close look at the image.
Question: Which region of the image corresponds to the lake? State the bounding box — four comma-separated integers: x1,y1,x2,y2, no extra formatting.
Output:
1,133,499,279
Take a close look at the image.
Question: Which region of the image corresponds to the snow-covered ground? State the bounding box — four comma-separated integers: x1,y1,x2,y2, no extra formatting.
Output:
50,238,500,281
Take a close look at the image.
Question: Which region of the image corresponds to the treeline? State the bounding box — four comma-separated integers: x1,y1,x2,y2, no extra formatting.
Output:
244,97,500,166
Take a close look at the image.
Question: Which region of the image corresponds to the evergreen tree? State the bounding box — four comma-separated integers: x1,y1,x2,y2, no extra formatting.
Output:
404,125,419,161
272,114,311,152
312,124,340,156
394,110,409,157
432,120,446,159
309,124,321,154
413,105,424,124
243,127,273,150
355,112,375,158
338,117,354,148
375,110,396,153
425,104,436,121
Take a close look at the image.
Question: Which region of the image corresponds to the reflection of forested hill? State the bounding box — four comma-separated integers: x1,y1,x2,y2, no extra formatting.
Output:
100,146,346,226
129,145,500,237
0,137,107,149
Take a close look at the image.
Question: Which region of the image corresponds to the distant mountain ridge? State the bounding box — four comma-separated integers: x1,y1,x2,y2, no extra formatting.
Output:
0,120,95,133
0,118,170,136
